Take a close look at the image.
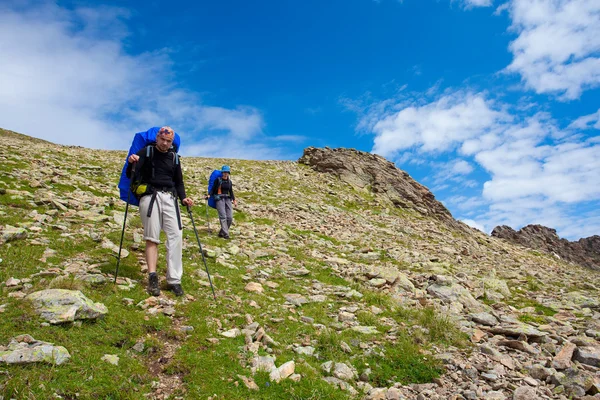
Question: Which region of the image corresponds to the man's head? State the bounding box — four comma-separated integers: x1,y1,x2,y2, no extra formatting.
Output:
156,126,174,152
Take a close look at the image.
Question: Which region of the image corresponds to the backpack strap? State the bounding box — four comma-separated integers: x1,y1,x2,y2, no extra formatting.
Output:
146,145,156,179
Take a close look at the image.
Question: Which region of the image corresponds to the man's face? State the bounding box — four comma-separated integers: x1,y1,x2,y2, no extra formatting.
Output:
156,134,173,152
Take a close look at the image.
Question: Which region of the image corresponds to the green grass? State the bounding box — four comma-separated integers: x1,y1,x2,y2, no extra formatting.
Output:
353,336,442,386
0,285,167,399
518,314,547,324
510,297,557,317
0,129,489,399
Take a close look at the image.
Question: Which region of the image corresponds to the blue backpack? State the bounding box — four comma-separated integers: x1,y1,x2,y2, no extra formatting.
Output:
207,170,222,209
118,127,181,206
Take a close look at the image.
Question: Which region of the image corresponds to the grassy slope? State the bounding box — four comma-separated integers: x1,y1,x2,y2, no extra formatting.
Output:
1,128,593,399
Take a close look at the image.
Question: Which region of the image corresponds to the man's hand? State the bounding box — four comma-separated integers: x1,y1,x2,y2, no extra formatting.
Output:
182,198,194,207
233,199,238,207
128,154,140,163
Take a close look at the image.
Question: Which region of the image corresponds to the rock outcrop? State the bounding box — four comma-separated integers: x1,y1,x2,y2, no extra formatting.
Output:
298,147,456,224
492,224,600,270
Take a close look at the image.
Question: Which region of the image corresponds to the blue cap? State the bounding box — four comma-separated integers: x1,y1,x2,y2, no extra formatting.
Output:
221,165,231,173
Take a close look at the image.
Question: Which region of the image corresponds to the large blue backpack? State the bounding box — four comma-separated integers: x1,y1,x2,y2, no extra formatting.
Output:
207,170,222,209
118,127,181,206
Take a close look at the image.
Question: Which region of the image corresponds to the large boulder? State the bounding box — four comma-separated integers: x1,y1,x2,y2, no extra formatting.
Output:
0,334,70,365
26,289,108,324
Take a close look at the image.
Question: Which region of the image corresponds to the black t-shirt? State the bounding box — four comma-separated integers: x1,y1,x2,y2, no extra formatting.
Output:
127,146,187,201
210,177,235,200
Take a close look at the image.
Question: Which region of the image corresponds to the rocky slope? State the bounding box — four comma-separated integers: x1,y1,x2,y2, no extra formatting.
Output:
492,225,600,271
0,128,599,400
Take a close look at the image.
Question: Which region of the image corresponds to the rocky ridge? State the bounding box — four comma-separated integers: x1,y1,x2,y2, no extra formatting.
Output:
0,128,599,399
492,225,600,271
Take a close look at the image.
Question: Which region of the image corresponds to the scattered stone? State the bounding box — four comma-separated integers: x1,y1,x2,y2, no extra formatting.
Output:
552,342,577,370
101,354,119,365
0,335,70,365
284,293,309,306
333,362,356,381
270,360,295,382
573,346,600,367
220,329,241,338
245,282,264,293
351,326,379,335
1,225,28,243
26,289,108,324
237,375,259,390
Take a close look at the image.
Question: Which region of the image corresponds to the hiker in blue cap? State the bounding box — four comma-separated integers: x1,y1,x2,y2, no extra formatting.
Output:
209,165,237,239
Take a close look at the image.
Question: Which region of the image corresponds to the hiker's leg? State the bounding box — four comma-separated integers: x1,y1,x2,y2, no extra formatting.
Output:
225,198,233,229
140,194,161,272
160,192,183,285
215,198,227,236
146,241,158,273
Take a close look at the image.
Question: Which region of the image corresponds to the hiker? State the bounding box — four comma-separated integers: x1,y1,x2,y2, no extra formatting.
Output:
209,165,237,239
126,126,193,297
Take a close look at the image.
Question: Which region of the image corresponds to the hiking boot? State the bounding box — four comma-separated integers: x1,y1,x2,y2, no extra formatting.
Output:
218,231,224,238
223,234,230,240
169,284,184,297
148,274,160,296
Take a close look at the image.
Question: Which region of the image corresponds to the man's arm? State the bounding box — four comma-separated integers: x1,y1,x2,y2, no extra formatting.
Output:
126,148,146,177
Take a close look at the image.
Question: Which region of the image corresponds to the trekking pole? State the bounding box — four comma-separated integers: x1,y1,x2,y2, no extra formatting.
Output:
115,161,136,284
187,205,217,300
205,195,212,233
115,188,130,284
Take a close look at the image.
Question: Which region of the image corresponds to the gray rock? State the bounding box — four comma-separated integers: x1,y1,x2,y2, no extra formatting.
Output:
26,289,108,324
550,368,595,397
513,386,537,400
471,312,498,326
270,360,295,382
321,360,333,374
251,355,276,373
220,328,241,338
333,362,356,381
101,354,119,365
552,342,577,370
294,346,315,356
573,346,600,367
284,293,309,306
528,364,553,380
489,323,548,339
288,267,310,276
322,376,358,395
0,335,70,365
427,282,482,310
1,225,28,243
351,326,379,335
485,391,506,400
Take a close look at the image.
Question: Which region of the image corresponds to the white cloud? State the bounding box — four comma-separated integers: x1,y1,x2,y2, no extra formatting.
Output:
370,92,511,158
461,218,487,232
568,108,600,130
504,0,600,99
460,0,494,9
360,89,600,239
452,159,474,174
0,2,269,157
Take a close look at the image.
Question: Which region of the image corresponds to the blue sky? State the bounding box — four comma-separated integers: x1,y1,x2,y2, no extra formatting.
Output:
1,0,599,240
